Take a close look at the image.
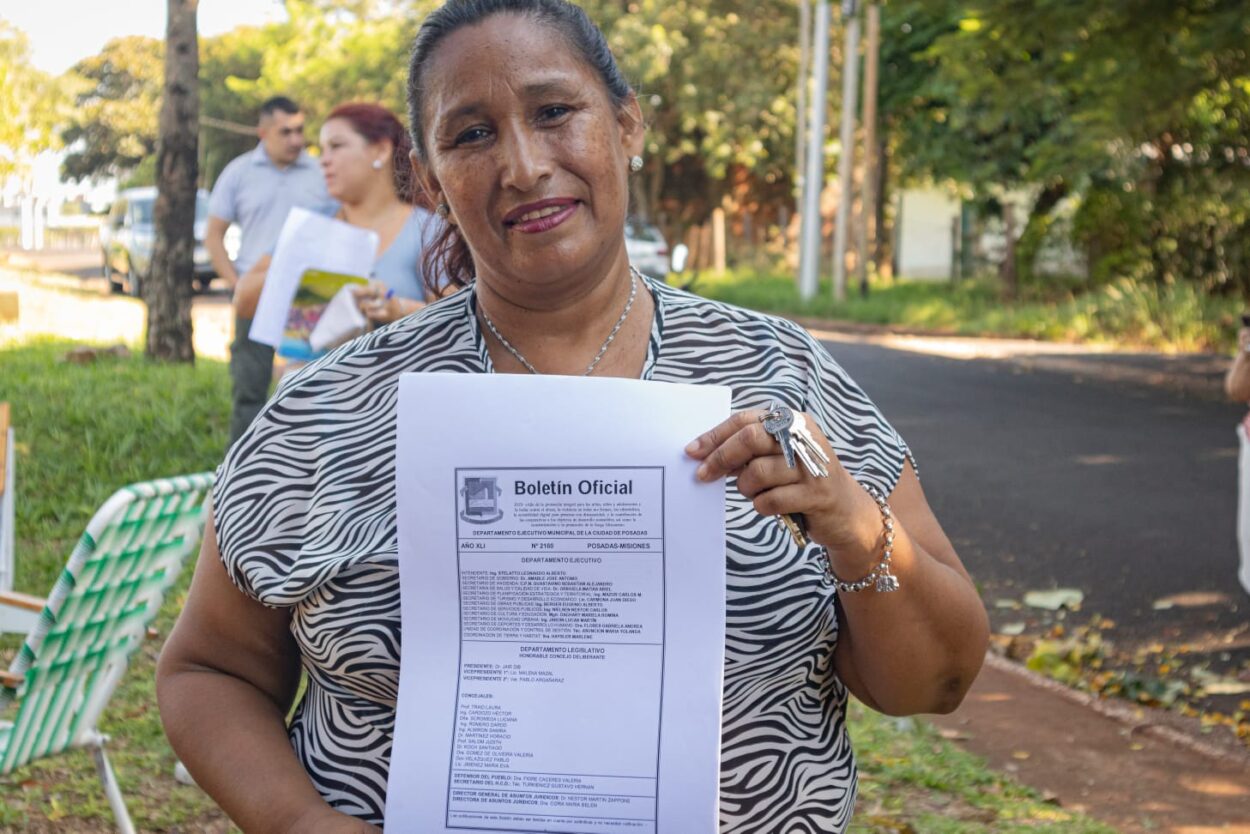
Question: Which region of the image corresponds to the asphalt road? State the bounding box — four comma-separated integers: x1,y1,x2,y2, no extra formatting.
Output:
823,336,1250,662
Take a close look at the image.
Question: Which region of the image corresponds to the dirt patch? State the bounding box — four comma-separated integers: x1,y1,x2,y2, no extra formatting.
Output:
931,655,1250,833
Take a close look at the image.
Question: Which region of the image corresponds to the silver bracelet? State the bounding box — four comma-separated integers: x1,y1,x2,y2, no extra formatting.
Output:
824,483,900,593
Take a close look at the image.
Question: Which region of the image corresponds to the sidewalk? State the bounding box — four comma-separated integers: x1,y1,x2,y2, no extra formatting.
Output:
797,317,1231,400
929,654,1250,833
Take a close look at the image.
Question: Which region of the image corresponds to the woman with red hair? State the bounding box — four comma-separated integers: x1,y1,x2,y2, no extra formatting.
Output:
234,102,443,332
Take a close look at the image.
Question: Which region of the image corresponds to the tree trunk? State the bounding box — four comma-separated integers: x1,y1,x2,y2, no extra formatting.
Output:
873,134,892,280
1016,178,1069,286
147,0,199,362
1000,202,1018,300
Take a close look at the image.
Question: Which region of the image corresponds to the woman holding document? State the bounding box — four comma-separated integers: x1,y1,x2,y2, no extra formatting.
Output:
233,102,442,330
157,2,989,832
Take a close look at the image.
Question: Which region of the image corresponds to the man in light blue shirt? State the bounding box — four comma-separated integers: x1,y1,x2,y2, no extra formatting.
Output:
205,96,336,444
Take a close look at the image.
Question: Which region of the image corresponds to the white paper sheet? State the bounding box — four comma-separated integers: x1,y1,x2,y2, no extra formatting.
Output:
308,284,368,353
247,207,378,347
388,374,729,834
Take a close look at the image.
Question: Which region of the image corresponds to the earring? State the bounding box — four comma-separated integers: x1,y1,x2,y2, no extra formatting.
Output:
372,159,384,170
436,202,450,218
629,155,644,173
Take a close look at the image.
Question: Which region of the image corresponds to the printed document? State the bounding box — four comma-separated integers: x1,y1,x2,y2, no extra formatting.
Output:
388,374,729,833
248,207,377,348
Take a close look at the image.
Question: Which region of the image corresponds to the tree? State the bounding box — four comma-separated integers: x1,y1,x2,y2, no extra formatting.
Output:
60,36,164,182
147,0,199,362
581,0,809,240
879,0,1250,295
0,21,65,182
227,0,423,125
199,25,268,184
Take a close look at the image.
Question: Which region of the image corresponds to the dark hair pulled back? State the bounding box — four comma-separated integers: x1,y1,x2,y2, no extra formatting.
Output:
407,0,634,289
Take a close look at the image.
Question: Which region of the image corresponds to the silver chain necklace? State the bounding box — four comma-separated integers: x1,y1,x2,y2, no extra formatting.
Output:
477,268,640,376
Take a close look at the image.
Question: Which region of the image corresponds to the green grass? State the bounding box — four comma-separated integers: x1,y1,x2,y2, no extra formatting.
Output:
0,338,233,832
0,339,1115,832
846,705,1116,833
0,338,231,591
685,267,1242,353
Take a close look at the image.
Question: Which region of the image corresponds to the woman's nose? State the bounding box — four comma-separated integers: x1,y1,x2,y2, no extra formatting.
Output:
500,129,552,192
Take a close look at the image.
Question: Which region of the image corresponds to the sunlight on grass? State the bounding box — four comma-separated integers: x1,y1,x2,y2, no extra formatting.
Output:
685,269,1240,352
0,339,234,831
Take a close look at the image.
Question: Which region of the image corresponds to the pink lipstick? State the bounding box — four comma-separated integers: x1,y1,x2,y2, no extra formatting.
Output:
504,199,579,234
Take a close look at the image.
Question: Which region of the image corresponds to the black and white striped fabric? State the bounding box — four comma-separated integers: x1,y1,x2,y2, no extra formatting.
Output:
213,277,909,832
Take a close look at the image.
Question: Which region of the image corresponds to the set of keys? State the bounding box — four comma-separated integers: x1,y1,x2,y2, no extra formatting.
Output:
761,402,833,547
762,403,831,478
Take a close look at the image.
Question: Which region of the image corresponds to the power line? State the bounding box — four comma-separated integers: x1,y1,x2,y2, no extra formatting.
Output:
199,116,255,137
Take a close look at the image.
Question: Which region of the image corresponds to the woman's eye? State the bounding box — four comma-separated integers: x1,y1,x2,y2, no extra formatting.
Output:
454,127,490,146
539,105,572,122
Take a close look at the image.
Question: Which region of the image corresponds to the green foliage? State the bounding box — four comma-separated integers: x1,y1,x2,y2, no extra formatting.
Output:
60,36,164,183
686,267,1240,352
600,1,795,197
0,338,229,590
121,154,157,188
199,25,270,183
229,0,426,128
594,0,802,221
883,0,1250,296
42,0,1250,305
0,20,68,180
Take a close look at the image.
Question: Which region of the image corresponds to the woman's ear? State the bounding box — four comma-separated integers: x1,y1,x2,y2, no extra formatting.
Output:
617,93,645,160
374,138,395,165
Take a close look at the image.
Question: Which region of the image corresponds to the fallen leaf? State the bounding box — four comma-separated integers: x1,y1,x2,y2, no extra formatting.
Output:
1151,591,1231,609
938,728,971,741
1024,588,1084,611
1202,680,1250,696
1011,750,1031,760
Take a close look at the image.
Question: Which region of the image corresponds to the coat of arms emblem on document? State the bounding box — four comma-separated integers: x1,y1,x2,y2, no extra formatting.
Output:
459,476,505,524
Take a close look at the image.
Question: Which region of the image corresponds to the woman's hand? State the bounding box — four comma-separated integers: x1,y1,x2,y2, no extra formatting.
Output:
1228,327,1250,401
687,408,990,716
233,253,272,319
685,408,883,577
353,280,420,325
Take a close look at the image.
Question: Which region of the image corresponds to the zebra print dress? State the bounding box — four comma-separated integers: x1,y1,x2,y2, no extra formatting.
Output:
213,277,909,832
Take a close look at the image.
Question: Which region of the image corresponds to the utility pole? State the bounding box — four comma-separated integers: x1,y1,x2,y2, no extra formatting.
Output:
855,3,880,297
797,0,831,300
831,0,860,302
795,0,811,211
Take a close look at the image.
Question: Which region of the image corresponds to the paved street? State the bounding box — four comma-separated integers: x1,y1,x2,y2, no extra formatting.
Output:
823,335,1249,676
